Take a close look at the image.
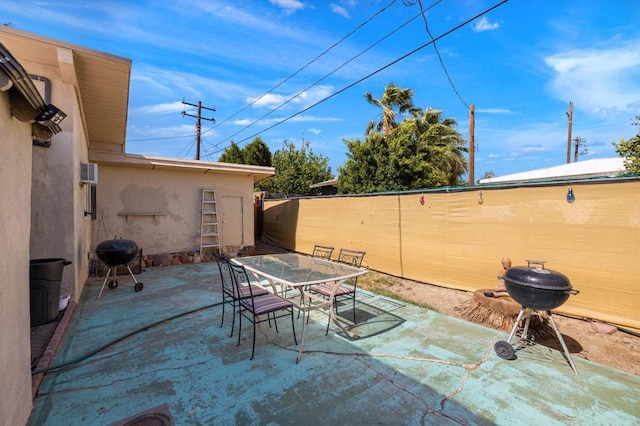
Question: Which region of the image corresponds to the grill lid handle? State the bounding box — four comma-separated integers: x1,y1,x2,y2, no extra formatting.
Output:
526,260,546,269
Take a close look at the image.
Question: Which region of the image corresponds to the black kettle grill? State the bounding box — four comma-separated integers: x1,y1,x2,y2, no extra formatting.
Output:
95,238,144,299
494,260,580,374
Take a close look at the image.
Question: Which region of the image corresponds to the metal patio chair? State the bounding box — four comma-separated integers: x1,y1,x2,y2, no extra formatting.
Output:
312,244,334,259
309,248,366,332
230,262,297,360
296,245,336,319
215,253,268,338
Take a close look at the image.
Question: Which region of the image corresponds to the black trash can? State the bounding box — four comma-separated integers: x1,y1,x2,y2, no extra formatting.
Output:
30,258,71,327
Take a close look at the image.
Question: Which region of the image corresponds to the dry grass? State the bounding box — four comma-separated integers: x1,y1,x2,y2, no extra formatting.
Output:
357,270,437,311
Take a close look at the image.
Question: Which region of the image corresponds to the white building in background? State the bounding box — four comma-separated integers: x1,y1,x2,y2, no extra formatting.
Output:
479,157,626,184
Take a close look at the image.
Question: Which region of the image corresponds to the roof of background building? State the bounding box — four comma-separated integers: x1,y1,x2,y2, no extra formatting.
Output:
310,178,338,189
479,157,626,184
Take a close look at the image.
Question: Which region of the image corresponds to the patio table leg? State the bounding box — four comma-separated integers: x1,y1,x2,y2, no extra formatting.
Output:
296,304,307,363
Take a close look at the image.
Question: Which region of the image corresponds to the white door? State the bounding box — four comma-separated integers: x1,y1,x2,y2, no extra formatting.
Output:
220,196,244,247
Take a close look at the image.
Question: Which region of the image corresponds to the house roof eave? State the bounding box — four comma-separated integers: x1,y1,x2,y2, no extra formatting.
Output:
89,151,275,183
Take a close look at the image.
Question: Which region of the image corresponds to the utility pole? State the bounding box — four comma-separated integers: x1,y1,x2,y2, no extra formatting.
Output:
181,99,215,160
573,137,587,162
566,101,573,164
468,104,475,185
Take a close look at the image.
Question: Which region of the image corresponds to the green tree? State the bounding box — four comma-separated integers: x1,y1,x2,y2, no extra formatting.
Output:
257,139,333,195
479,170,496,182
613,116,640,174
364,83,421,138
243,137,272,166
218,141,244,164
410,108,467,186
338,107,467,193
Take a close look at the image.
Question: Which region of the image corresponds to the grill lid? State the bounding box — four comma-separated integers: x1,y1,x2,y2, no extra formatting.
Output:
96,238,137,252
96,238,138,266
503,263,571,291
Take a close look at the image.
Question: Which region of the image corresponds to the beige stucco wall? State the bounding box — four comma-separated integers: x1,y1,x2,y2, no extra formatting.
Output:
0,90,34,425
94,165,257,255
26,61,90,302
263,180,640,332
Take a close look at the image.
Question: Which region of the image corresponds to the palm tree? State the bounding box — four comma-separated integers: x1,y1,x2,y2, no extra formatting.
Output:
364,83,421,139
411,108,468,186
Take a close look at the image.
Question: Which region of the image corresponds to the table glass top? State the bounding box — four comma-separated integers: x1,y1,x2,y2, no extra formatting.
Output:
233,253,366,286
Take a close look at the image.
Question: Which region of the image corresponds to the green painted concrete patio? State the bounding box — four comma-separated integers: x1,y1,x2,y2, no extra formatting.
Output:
29,260,639,425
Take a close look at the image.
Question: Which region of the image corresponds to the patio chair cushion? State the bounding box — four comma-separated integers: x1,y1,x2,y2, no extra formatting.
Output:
311,282,355,297
240,293,293,316
224,285,269,299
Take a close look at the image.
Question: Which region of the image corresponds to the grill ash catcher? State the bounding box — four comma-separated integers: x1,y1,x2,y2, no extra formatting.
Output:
494,260,580,374
95,238,144,299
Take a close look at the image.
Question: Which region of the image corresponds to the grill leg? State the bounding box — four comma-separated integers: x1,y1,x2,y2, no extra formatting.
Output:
506,307,527,343
521,310,533,341
126,265,138,283
97,268,113,299
547,311,579,375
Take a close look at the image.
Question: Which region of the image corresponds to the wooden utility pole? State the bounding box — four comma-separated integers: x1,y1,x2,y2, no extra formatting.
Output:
566,101,573,164
182,99,215,160
573,137,586,162
468,104,475,185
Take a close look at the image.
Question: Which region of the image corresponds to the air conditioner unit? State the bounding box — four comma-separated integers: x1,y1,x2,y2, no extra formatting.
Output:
80,162,98,185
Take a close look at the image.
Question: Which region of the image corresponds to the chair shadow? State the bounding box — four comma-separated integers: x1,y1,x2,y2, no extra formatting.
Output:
333,297,406,339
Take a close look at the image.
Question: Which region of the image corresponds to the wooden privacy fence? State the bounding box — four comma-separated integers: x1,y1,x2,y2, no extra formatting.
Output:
262,178,640,332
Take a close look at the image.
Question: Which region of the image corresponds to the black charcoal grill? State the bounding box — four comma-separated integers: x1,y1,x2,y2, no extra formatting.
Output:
494,260,580,374
96,238,144,299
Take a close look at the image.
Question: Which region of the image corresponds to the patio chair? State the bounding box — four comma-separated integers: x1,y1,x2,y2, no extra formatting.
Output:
229,262,297,360
215,253,268,338
296,245,335,319
309,248,366,332
312,244,334,259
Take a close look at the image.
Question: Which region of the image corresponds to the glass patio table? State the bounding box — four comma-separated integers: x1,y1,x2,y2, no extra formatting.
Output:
231,253,368,362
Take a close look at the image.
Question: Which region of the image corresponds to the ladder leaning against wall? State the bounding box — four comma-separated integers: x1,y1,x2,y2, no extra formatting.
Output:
200,189,219,256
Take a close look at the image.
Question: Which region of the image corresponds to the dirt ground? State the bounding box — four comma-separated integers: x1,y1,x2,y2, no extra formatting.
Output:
357,270,640,377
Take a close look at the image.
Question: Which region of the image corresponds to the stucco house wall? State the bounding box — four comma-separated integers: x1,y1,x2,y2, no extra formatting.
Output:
29,76,87,300
0,84,35,426
1,29,95,304
94,164,259,256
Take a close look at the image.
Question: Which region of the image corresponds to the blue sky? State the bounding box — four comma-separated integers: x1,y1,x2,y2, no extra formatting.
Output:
3,0,640,179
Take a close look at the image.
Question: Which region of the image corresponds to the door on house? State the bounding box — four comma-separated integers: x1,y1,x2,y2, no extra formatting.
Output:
220,196,244,248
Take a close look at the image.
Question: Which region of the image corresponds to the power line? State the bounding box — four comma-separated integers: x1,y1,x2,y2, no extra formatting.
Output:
417,0,469,109
127,0,399,151
127,134,192,142
211,0,400,130
209,2,436,153
210,0,509,155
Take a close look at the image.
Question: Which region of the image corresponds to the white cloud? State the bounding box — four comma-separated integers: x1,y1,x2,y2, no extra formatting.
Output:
269,0,308,14
247,85,335,109
472,17,499,33
330,4,350,19
131,102,185,115
476,108,513,114
522,144,546,152
131,65,252,102
545,39,640,114
307,128,322,135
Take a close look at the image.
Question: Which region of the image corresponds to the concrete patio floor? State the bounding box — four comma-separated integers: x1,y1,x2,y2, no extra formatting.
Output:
29,260,639,425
